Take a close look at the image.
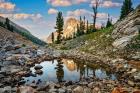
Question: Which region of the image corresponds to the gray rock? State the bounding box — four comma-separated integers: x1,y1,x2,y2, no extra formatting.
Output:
73,86,83,93
84,88,92,93
34,64,43,70
92,87,100,93
58,88,66,93
4,45,15,51
112,36,134,49
88,82,94,88
16,86,37,93
35,69,43,75
112,6,140,49
134,73,140,81
128,80,135,86
49,88,57,92
0,74,5,79
3,86,12,93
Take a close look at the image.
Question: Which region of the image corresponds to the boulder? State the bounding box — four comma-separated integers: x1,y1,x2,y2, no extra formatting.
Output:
35,69,43,75
112,36,134,49
14,45,21,50
4,45,15,51
73,86,84,93
16,86,37,93
134,73,140,81
128,80,135,86
133,89,140,93
92,87,100,93
34,65,43,70
84,88,92,93
111,87,128,93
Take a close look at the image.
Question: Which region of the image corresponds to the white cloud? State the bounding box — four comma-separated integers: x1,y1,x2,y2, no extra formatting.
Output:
73,0,89,4
101,1,122,8
90,0,122,8
47,0,89,7
67,9,108,19
47,0,71,7
0,0,16,12
48,8,58,14
0,13,42,20
67,9,91,16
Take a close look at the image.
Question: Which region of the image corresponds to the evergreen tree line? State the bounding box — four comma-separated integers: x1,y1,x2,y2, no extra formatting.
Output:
0,18,46,46
120,0,133,20
53,0,133,44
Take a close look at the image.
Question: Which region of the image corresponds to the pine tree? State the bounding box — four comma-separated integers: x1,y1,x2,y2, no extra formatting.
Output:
5,18,10,30
55,12,64,44
79,16,84,35
120,0,133,19
5,18,14,32
86,20,89,34
101,22,105,29
51,32,54,43
76,24,81,36
0,21,5,28
106,14,112,28
83,16,86,31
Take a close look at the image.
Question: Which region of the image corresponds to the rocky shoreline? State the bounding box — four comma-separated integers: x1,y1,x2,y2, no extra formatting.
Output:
0,39,140,93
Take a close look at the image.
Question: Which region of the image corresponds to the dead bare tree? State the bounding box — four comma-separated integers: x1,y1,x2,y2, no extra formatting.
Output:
92,0,100,30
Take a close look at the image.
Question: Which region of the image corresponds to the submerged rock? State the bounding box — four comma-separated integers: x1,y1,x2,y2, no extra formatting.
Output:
35,69,43,75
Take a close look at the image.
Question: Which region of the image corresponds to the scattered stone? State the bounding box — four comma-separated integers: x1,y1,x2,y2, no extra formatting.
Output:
73,86,84,93
111,87,128,93
16,86,37,93
49,88,57,92
88,82,94,88
58,88,66,93
134,73,140,81
128,80,135,87
35,69,43,75
34,65,43,70
4,45,15,51
92,87,100,93
84,87,92,93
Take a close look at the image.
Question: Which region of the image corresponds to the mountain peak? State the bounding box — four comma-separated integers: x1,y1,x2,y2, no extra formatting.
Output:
46,18,79,43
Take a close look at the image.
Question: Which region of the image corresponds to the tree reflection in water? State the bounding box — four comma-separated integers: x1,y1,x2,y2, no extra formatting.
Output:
75,60,115,80
55,59,64,82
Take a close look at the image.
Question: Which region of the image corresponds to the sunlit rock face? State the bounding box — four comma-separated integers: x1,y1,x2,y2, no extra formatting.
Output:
62,59,77,71
63,18,79,38
46,18,79,43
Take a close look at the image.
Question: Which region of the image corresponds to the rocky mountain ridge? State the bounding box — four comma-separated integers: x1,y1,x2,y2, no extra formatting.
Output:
112,5,140,49
47,18,79,43
0,16,46,46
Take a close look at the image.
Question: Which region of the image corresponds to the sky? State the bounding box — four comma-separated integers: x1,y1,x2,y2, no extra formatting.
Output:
0,0,140,39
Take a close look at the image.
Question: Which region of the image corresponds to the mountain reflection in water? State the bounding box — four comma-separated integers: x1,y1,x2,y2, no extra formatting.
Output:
23,59,116,85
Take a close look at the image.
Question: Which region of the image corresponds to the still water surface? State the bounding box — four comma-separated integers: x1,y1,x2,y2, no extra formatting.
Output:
24,59,116,85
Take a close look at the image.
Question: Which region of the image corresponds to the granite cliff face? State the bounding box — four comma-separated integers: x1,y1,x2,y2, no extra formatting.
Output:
63,18,79,38
47,18,79,43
